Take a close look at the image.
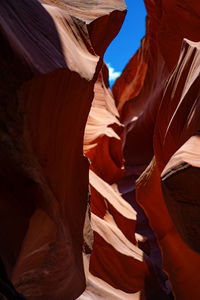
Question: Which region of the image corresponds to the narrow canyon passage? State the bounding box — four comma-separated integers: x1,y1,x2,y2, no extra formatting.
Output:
0,1,199,300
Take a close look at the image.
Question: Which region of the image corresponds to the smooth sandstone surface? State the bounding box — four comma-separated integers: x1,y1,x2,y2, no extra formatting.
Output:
0,0,200,299
113,0,200,299
0,1,126,299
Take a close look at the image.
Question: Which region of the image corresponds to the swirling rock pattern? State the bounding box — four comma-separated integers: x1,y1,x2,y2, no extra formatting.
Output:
0,0,200,300
0,1,126,299
113,0,200,299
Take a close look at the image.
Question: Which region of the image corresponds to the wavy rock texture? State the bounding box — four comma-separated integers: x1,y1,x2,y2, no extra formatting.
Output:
83,64,173,299
113,0,200,299
1,0,200,300
0,1,126,299
82,66,150,299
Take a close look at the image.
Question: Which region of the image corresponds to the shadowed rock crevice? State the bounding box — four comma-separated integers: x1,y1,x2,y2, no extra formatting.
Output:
0,0,200,299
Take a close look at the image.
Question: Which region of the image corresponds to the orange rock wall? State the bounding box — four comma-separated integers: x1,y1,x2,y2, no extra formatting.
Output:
113,0,200,299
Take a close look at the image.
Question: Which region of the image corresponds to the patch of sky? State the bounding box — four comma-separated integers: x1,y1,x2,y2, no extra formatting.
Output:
104,0,147,87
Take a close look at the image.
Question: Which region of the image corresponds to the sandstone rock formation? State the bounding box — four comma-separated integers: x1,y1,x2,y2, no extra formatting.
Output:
0,0,200,299
0,1,126,299
82,66,149,299
113,0,200,299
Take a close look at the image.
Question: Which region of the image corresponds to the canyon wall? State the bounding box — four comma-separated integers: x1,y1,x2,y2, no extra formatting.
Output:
0,0,200,299
0,1,126,299
113,0,200,299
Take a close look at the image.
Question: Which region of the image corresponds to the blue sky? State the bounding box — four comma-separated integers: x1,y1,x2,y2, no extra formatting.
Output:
104,0,147,85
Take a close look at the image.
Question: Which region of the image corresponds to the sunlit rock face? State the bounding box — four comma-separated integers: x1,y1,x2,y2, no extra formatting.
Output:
0,1,126,299
83,62,173,299
82,65,150,299
113,0,200,299
0,0,200,300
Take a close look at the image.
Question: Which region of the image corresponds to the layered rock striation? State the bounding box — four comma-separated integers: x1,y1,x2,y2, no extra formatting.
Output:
0,1,126,299
0,0,200,300
113,0,200,299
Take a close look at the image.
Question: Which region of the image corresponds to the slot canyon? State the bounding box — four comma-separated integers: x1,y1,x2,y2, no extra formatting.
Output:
0,0,199,299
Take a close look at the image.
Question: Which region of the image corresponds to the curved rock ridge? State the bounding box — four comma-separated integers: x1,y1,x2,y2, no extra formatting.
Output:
84,64,125,184
84,64,121,153
112,0,200,299
1,0,200,299
113,0,200,125
42,0,127,57
154,39,200,171
41,0,127,24
0,1,126,299
82,64,150,299
83,63,173,299
154,39,200,255
136,156,200,300
43,4,99,80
